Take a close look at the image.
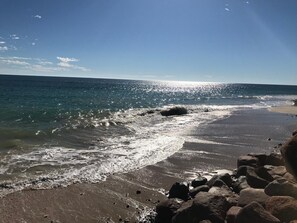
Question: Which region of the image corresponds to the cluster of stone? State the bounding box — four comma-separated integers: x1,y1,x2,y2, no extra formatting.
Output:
155,133,297,223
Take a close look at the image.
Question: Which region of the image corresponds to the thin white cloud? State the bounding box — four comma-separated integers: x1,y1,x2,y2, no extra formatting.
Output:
36,60,53,66
0,41,5,44
58,57,79,63
11,34,20,40
0,56,90,73
0,56,32,60
225,7,230,11
34,15,42,19
32,42,36,46
30,64,64,72
57,56,89,71
0,46,8,51
0,59,29,66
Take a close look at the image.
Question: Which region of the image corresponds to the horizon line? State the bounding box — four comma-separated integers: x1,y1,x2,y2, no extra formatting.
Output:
0,73,296,87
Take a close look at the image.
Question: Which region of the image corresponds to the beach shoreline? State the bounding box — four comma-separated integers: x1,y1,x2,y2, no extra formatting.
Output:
0,108,296,223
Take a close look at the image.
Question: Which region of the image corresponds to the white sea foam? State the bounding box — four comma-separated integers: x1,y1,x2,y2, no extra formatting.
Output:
0,103,276,195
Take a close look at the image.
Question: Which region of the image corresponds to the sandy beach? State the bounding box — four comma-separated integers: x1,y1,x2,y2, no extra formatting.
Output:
0,108,296,223
269,106,297,115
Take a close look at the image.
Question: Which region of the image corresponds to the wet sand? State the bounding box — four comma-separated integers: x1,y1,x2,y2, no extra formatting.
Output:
269,105,297,115
0,109,296,223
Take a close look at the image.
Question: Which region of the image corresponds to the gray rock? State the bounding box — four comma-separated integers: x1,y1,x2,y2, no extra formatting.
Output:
212,179,228,187
226,206,242,223
265,165,287,177
283,172,297,183
235,166,254,178
281,135,297,178
248,153,268,166
156,198,184,223
172,192,230,223
189,185,209,198
265,179,297,199
232,176,250,193
256,167,274,182
207,173,232,188
208,186,239,206
265,196,297,223
246,167,270,188
235,201,280,223
237,155,259,168
238,188,270,207
191,177,207,188
266,153,284,166
160,107,188,116
168,182,190,201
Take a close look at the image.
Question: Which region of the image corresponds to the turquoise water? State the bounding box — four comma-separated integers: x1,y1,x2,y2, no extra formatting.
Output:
0,74,296,193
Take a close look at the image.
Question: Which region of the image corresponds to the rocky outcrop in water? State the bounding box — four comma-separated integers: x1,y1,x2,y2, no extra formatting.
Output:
160,107,188,116
152,132,297,223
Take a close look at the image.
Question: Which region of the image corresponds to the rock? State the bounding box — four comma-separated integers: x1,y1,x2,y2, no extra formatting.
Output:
172,192,230,223
170,200,192,223
293,129,297,136
208,186,231,196
207,173,232,188
212,179,228,187
207,175,219,188
246,167,270,188
232,176,250,193
266,153,284,166
237,155,259,168
189,185,209,198
265,179,297,199
136,190,141,194
235,201,280,223
248,153,268,166
160,107,188,116
265,196,297,222
281,135,297,178
265,165,287,177
208,186,239,206
218,173,233,187
168,182,190,201
256,167,275,182
289,220,297,223
226,206,242,223
283,172,297,183
155,198,184,223
199,220,212,223
235,166,253,178
191,177,207,188
238,188,270,207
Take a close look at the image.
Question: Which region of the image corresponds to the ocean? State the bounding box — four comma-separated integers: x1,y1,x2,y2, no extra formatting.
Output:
0,74,297,195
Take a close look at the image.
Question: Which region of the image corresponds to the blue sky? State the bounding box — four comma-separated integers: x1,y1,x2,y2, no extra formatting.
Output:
0,0,296,84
